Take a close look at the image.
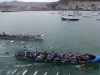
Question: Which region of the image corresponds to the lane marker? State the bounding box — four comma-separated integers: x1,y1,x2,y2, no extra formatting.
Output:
12,69,17,75
22,70,27,75
33,71,38,75
44,72,47,75
56,72,59,75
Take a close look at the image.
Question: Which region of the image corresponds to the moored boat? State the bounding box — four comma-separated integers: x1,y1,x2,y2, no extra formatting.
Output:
61,16,79,21
0,32,43,40
50,11,55,14
15,51,100,64
61,6,79,21
73,11,82,16
97,17,100,20
83,13,93,18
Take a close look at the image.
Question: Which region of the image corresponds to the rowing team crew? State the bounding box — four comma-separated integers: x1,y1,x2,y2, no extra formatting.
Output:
1,32,40,38
23,47,89,62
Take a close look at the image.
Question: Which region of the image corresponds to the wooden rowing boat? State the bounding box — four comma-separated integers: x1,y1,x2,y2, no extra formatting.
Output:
15,51,100,64
0,33,43,40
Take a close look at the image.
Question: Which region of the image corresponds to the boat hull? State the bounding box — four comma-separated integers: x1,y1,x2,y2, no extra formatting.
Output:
15,54,89,64
61,18,79,21
15,51,100,64
0,34,43,40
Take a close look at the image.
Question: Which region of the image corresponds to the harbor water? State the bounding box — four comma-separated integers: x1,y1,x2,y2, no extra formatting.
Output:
0,11,100,75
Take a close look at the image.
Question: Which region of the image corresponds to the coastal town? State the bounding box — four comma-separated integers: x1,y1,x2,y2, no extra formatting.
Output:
0,0,100,11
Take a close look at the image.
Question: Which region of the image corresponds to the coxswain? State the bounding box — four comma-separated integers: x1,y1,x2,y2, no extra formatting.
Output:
23,46,27,57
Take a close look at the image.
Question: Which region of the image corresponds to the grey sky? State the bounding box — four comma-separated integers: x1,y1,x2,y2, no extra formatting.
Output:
0,0,59,2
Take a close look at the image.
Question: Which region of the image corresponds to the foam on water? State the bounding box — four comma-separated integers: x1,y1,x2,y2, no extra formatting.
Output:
21,41,24,43
0,55,14,57
49,45,53,50
0,41,7,50
29,48,34,51
10,40,14,42
75,64,85,68
14,64,32,67
7,70,12,75
16,71,21,75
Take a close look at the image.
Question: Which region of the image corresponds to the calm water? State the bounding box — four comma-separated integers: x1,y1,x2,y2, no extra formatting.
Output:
0,11,100,75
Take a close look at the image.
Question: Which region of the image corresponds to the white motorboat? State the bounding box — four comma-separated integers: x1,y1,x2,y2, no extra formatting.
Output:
83,13,93,18
61,16,79,21
73,11,82,16
50,11,55,14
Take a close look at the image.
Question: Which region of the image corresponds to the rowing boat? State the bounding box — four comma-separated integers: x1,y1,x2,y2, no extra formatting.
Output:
15,51,100,64
0,33,43,40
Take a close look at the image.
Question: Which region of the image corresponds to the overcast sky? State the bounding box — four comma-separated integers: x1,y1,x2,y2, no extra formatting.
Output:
0,0,59,2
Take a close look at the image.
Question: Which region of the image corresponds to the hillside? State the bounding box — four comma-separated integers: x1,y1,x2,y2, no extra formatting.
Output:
59,0,100,2
0,1,52,7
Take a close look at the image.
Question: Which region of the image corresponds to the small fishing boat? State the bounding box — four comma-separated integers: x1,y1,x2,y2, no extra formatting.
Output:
15,51,100,64
0,32,43,40
90,11,98,16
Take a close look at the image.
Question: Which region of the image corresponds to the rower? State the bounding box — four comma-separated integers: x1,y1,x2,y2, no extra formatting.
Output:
23,46,27,57
33,51,38,58
67,55,71,62
37,52,42,59
76,53,80,62
66,52,72,62
50,51,54,60
68,52,72,57
41,53,45,60
43,51,47,60
57,52,63,61
58,55,62,61
85,54,89,62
